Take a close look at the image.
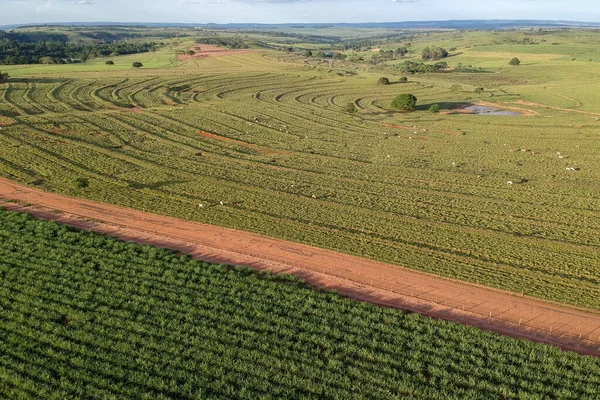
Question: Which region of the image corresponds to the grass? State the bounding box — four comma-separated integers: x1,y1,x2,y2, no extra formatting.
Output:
1,207,600,399
0,29,599,314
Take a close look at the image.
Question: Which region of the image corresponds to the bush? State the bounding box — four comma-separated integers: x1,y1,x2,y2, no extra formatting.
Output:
304,50,313,57
509,57,521,66
132,62,143,68
399,77,408,83
391,94,417,111
186,50,196,56
474,87,484,94
73,177,89,189
0,71,8,82
429,104,440,113
105,61,114,65
342,102,356,114
378,77,390,85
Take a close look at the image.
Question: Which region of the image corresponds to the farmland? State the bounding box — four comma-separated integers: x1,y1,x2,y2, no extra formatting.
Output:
1,206,600,399
1,27,600,315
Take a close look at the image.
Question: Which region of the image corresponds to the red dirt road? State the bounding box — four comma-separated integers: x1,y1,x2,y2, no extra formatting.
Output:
1,177,599,356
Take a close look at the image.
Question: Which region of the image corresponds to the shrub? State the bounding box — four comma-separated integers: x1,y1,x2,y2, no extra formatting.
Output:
378,77,390,85
105,61,114,65
73,177,89,189
399,77,408,83
132,62,143,68
0,71,8,82
509,57,521,66
391,94,417,111
429,104,440,113
343,102,356,114
186,50,196,56
474,87,484,94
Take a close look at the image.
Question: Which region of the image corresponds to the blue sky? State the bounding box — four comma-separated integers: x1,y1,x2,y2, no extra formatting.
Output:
2,0,600,25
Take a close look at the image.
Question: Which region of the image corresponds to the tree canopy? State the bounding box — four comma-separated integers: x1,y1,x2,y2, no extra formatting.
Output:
0,71,8,82
132,62,143,68
391,94,417,111
378,77,390,85
0,39,158,65
509,57,521,66
421,47,449,61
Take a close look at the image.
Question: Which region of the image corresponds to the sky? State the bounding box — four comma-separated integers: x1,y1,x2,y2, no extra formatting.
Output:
2,0,600,26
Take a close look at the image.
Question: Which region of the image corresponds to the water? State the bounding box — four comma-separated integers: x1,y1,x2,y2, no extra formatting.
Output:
463,105,522,116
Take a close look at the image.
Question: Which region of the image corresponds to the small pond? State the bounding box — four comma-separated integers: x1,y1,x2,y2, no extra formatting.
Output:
462,105,522,116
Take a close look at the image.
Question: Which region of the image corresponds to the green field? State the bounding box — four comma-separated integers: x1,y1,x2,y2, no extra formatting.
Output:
1,28,600,313
1,207,600,399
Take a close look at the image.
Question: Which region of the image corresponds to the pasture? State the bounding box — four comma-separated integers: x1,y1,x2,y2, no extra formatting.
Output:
1,29,600,313
1,207,600,399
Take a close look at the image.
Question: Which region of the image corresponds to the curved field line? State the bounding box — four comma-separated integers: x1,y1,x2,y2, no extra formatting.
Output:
1,178,599,357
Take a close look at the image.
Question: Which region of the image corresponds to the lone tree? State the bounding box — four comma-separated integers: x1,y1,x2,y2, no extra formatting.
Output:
105,60,114,65
399,76,408,83
186,50,196,56
378,77,390,85
304,50,313,57
421,47,449,61
474,87,484,94
132,62,143,68
509,57,521,66
0,71,8,82
342,102,356,114
391,94,417,111
429,104,440,113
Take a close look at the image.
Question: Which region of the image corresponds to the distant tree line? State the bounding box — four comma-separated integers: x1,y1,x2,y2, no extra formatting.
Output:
196,36,251,49
368,48,408,64
0,39,159,65
303,49,347,60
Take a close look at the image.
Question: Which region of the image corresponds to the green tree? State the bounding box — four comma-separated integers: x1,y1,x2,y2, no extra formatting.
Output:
399,77,408,83
0,71,8,82
429,104,440,113
474,87,484,94
342,102,356,114
509,57,521,66
132,62,143,68
378,77,390,85
105,60,114,65
391,94,417,111
421,47,448,61
304,50,313,57
73,177,89,189
186,50,196,56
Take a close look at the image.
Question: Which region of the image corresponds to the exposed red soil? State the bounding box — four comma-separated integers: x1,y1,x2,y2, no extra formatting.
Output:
177,45,257,61
0,116,15,126
0,177,599,357
196,130,284,154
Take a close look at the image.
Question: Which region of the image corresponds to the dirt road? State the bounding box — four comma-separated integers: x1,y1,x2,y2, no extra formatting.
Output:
1,177,599,356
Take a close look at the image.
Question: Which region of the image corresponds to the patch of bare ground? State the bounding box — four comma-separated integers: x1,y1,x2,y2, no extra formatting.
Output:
0,177,599,357
177,44,257,61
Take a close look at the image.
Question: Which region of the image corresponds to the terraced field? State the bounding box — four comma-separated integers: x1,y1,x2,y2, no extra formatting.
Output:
1,49,600,313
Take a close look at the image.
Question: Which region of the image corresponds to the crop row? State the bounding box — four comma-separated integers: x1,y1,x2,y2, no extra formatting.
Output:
1,208,600,399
